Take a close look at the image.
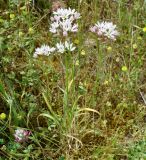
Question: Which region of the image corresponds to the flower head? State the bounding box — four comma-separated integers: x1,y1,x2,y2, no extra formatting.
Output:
49,8,80,36
10,13,15,19
90,21,119,40
33,45,56,58
14,129,31,143
122,66,128,72
143,27,146,32
0,113,6,120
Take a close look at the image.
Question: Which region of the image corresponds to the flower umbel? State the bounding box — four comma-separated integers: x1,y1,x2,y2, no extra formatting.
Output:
14,129,31,143
49,8,81,36
90,21,119,40
33,45,56,58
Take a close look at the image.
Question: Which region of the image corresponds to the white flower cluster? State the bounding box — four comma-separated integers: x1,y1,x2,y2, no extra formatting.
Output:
33,45,56,58
33,41,76,57
33,8,120,58
33,8,79,58
90,21,119,40
49,8,81,36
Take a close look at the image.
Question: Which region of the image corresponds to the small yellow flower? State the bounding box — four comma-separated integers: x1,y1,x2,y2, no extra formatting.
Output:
28,27,34,34
10,13,15,19
107,46,112,52
132,44,137,49
143,27,146,32
104,80,109,85
75,60,79,66
19,31,24,37
74,39,79,45
81,50,86,55
122,66,128,72
0,113,6,120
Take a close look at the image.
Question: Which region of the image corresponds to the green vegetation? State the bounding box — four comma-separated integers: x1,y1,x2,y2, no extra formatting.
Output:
0,0,146,159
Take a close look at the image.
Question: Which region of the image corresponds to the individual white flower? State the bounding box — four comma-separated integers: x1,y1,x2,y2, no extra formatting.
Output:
65,41,76,51
90,21,119,40
56,41,76,53
60,20,78,36
61,19,72,32
49,27,57,34
89,26,97,33
33,45,56,58
14,129,31,143
49,22,59,33
56,42,65,53
71,24,78,32
74,11,81,20
53,15,60,22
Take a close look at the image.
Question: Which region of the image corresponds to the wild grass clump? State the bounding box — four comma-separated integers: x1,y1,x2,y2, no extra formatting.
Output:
0,0,146,159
